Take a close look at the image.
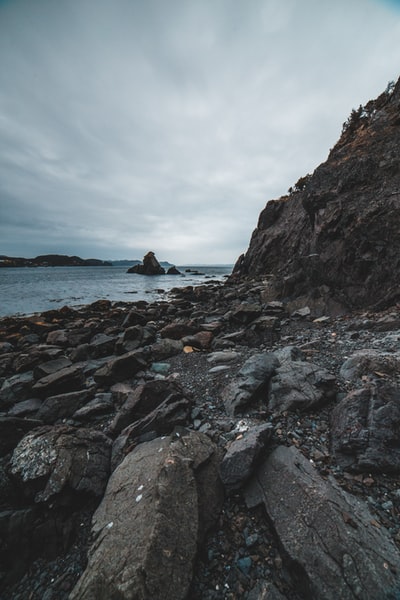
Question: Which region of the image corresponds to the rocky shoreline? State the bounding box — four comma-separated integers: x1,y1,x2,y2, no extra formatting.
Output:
1,278,400,599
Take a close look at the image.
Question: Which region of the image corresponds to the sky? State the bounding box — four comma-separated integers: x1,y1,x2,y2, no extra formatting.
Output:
1,0,400,264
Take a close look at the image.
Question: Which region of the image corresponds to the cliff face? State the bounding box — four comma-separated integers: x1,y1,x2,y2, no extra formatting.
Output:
233,78,400,312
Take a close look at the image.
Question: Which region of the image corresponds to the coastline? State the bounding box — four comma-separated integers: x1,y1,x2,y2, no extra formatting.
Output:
1,280,399,599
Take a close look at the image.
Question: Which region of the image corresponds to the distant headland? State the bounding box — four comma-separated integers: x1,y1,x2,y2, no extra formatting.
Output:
0,254,112,267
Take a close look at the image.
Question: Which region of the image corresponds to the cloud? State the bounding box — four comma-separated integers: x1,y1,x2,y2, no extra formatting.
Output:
1,0,400,263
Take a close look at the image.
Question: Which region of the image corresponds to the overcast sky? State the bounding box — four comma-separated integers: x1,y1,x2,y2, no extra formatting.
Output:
1,0,400,264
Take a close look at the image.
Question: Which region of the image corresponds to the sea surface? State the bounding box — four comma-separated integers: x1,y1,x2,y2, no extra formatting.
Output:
0,265,232,318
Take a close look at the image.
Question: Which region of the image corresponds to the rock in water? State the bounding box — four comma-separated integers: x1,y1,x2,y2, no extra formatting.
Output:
127,251,165,275
232,77,400,312
70,430,223,600
245,445,400,599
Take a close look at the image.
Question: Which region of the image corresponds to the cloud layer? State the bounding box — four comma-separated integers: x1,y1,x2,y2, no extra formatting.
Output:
1,0,400,263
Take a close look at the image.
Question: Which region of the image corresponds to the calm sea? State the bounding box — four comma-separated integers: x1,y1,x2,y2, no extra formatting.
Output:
0,265,232,318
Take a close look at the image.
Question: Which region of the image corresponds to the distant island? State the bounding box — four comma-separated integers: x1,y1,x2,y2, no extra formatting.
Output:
0,254,112,267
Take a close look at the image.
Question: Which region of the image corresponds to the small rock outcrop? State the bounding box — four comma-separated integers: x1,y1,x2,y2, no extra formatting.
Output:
127,251,166,275
232,77,400,311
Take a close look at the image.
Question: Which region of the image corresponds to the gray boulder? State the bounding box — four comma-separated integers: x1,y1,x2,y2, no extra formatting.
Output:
222,353,279,416
35,389,93,424
0,371,34,408
127,251,165,275
0,417,43,456
69,430,223,600
32,364,86,398
10,425,111,503
93,350,148,385
331,383,400,472
245,445,400,599
268,359,336,413
220,423,273,492
340,349,400,382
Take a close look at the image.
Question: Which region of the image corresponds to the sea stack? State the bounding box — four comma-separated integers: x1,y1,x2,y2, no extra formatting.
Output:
127,251,165,275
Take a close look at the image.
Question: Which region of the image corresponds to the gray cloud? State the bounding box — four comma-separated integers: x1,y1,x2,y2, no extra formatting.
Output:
1,0,400,263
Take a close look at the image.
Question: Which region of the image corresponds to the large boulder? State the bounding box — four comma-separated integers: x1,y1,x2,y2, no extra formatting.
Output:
32,364,86,398
331,382,400,472
69,430,223,600
339,349,400,382
245,445,400,599
127,251,165,275
93,350,148,385
222,353,279,416
268,358,336,413
10,425,111,503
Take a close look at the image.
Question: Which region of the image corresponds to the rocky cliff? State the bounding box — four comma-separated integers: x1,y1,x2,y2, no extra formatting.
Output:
233,78,400,313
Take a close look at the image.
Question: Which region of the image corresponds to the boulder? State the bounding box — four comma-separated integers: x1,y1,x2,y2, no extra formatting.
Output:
35,389,93,424
109,379,190,435
111,383,193,468
340,349,400,382
268,359,336,413
88,333,117,358
159,321,197,340
167,266,181,274
220,423,273,492
69,431,223,600
32,364,86,398
230,303,262,325
93,350,148,385
245,445,400,599
149,338,183,361
0,417,43,456
0,371,34,407
331,382,400,472
222,353,279,416
10,425,111,503
33,357,72,379
127,251,165,275
115,324,156,354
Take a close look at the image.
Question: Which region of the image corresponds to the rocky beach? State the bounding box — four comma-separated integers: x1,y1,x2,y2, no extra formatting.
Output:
0,279,399,599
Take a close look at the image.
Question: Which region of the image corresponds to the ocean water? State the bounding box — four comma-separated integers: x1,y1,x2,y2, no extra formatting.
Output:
0,265,232,318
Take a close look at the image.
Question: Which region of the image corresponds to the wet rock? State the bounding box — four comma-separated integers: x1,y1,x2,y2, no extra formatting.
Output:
245,445,400,599
33,357,72,380
72,393,114,421
159,321,197,340
70,431,223,600
7,397,42,418
88,333,116,358
331,383,400,472
231,303,262,325
220,423,273,492
127,251,165,275
268,359,336,413
110,379,190,435
149,338,183,361
32,365,86,398
10,425,111,503
121,309,148,328
0,371,34,407
36,389,93,424
340,349,400,382
93,350,148,385
46,330,69,347
207,350,240,364
0,416,43,456
222,353,279,416
115,324,156,354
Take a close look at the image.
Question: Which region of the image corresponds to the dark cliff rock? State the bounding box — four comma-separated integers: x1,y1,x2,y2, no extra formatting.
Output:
233,78,400,312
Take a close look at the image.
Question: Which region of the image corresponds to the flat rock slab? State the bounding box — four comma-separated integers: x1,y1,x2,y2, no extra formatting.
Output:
331,383,400,472
245,445,400,599
32,364,85,398
70,430,223,600
93,350,148,385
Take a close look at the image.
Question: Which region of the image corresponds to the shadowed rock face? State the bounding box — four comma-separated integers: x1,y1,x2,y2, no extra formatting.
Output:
233,78,400,312
127,251,165,275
